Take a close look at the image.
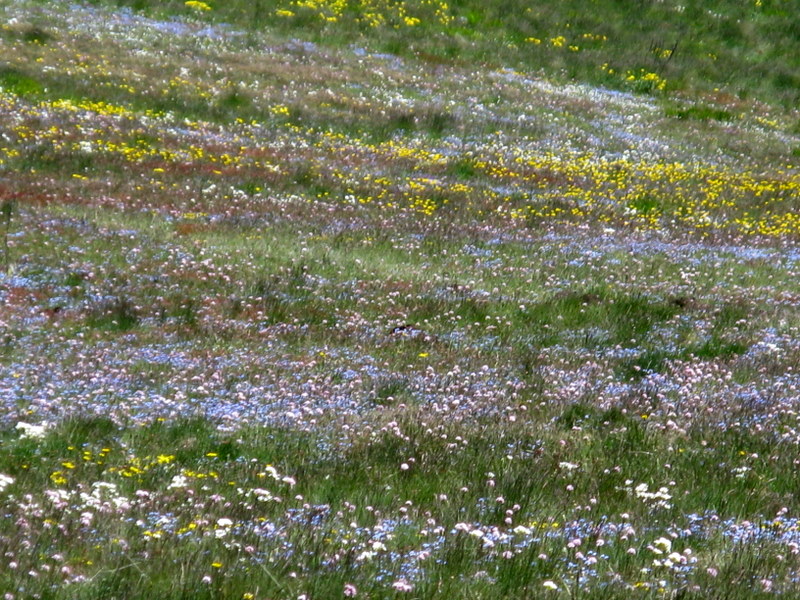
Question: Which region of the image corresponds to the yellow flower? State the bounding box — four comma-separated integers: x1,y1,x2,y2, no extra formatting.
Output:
185,1,212,11
50,471,67,485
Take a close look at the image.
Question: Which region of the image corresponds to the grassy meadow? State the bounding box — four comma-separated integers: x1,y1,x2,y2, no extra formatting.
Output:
2,0,800,597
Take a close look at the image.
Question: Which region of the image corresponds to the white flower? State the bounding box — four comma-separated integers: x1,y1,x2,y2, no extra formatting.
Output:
732,466,750,479
356,551,376,562
668,551,684,565
651,537,672,555
0,473,14,492
168,475,188,489
633,483,672,508
543,580,559,590
16,422,49,439
513,525,531,535
252,488,274,501
92,481,118,492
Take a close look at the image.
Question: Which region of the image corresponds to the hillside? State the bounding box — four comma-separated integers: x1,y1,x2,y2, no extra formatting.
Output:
1,0,800,597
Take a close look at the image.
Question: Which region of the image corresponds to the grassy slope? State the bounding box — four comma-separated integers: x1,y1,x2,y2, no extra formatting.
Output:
1,0,800,598
81,0,800,108
5,0,799,115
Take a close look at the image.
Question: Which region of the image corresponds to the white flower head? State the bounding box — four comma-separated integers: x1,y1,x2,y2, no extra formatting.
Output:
168,475,189,489
16,421,50,439
0,473,14,492
651,536,672,555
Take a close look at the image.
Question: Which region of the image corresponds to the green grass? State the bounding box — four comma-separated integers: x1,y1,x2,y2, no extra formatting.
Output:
0,65,43,96
665,104,735,122
1,0,800,597
3,409,798,597
77,0,800,107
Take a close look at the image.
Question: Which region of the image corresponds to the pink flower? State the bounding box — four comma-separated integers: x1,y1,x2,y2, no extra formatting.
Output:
392,580,413,592
343,583,358,597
